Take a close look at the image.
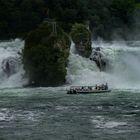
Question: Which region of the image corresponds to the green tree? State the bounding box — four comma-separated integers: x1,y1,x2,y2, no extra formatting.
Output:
70,23,92,57
23,22,70,86
110,0,135,23
47,0,89,32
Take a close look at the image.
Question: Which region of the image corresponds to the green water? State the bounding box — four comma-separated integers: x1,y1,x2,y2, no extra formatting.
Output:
0,88,140,140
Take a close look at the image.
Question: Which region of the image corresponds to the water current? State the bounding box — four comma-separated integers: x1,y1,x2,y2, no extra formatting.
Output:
0,39,139,140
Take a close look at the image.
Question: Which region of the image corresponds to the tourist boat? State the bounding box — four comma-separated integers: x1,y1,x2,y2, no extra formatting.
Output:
67,85,111,94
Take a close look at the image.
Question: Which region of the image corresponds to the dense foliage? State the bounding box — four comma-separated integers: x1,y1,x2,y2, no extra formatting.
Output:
23,22,70,86
0,0,45,39
71,23,91,43
0,0,139,40
70,23,92,57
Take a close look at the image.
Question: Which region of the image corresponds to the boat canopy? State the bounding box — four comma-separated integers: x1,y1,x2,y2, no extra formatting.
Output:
70,86,95,90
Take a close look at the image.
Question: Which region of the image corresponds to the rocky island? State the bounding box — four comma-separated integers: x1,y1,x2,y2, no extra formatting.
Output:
23,22,70,86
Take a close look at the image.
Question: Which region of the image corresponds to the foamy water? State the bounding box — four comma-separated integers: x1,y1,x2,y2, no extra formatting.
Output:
91,116,127,129
66,41,140,90
0,39,27,88
0,39,140,90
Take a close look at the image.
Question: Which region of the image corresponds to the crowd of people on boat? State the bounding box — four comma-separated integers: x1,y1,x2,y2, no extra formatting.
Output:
67,83,109,94
70,83,108,91
95,83,108,90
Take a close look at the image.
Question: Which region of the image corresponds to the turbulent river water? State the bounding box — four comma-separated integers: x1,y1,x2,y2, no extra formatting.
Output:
0,39,140,140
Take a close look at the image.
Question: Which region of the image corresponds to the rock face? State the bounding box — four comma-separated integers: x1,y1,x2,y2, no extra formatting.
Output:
23,22,71,87
90,47,106,71
2,56,21,77
70,23,92,57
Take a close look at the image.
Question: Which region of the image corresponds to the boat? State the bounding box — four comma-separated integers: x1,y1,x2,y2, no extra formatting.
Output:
67,85,111,94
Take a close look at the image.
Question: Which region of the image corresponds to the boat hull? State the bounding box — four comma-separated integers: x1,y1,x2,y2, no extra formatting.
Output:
67,90,111,94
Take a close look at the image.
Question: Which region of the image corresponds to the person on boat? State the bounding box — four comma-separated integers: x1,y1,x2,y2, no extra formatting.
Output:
81,86,84,91
101,84,105,90
88,86,92,90
97,85,100,90
95,84,97,90
73,89,77,94
105,83,108,90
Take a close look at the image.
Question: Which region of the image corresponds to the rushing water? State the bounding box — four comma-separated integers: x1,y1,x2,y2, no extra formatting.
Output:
0,39,140,140
0,39,26,88
67,41,140,89
0,88,140,140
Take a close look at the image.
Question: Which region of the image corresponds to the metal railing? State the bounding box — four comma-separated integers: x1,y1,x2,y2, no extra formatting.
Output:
43,18,57,34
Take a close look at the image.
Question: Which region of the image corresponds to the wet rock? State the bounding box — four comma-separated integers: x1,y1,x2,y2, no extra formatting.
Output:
1,56,21,77
90,47,106,71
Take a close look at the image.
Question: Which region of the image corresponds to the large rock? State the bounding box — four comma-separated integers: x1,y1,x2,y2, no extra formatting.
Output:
23,22,71,87
90,47,106,71
70,23,92,57
1,56,21,77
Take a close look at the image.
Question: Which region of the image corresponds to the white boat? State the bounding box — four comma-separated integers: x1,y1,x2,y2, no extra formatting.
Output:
67,85,111,94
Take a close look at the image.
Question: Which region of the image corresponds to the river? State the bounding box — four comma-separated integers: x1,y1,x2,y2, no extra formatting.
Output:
0,39,140,140
0,88,140,140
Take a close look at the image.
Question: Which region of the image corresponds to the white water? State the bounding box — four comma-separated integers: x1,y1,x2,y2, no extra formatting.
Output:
0,39,140,89
0,39,27,88
66,41,140,90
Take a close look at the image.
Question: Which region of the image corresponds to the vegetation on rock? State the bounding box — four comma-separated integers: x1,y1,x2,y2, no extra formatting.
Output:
23,22,70,86
70,23,92,57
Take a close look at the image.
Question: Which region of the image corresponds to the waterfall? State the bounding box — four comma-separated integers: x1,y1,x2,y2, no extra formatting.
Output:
0,39,27,88
0,39,140,89
66,41,140,89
